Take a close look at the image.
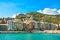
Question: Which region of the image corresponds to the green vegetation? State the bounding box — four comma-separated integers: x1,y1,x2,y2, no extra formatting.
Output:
16,12,60,29
16,14,26,19
16,12,60,23
0,12,60,30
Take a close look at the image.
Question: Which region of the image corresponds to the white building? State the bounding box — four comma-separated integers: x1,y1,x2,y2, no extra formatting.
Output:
8,19,23,31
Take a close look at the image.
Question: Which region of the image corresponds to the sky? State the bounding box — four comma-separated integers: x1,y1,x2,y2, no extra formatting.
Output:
0,0,60,18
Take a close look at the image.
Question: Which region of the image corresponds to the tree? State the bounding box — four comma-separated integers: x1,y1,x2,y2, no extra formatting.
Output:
16,14,26,19
55,15,60,30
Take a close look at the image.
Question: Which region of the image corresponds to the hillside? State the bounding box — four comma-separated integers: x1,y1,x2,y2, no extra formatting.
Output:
16,12,60,24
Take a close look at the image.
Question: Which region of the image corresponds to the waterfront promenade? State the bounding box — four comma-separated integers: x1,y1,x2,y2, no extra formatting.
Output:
44,30,60,34
0,30,60,34
32,30,60,34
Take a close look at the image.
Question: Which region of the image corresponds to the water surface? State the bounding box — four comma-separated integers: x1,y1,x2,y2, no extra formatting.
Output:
0,33,60,40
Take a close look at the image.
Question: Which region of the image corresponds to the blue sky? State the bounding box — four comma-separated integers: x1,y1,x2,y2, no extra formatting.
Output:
0,0,60,18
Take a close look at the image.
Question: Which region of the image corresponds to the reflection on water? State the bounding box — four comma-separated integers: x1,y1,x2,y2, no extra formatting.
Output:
0,33,60,40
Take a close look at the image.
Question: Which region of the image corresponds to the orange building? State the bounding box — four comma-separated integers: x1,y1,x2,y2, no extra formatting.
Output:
27,22,34,31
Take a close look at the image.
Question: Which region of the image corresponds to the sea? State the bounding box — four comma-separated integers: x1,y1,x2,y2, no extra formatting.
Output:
0,33,60,40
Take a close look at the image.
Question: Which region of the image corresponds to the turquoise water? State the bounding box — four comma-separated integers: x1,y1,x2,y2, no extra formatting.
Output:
0,33,60,40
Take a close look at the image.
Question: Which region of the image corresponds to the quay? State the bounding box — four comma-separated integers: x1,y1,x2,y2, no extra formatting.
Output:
0,30,60,34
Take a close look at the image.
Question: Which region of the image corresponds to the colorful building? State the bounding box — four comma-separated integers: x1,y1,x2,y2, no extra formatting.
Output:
8,19,23,31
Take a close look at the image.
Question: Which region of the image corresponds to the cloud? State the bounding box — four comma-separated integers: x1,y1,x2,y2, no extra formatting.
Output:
11,13,20,18
37,8,60,15
12,14,16,18
57,9,60,14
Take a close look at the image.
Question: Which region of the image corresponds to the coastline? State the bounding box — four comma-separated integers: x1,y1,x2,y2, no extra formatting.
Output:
43,30,60,34
0,31,25,34
33,30,60,34
0,30,60,34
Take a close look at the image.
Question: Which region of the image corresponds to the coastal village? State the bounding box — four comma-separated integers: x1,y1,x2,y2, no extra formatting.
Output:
0,0,60,40
0,12,60,33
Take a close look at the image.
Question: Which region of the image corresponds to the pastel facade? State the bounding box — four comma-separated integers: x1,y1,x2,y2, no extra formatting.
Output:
8,19,23,31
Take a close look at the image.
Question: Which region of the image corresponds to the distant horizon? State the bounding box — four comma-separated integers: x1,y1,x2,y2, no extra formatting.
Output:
0,0,60,18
